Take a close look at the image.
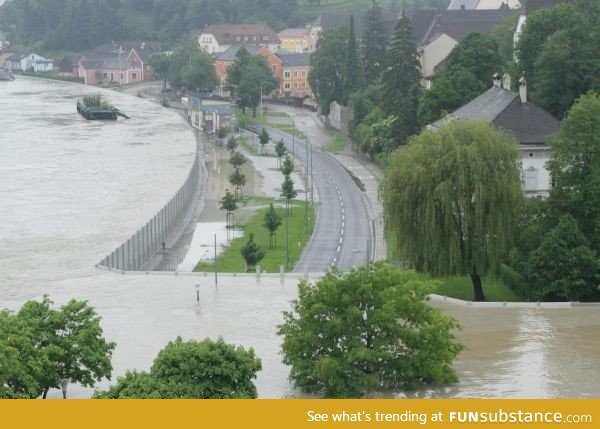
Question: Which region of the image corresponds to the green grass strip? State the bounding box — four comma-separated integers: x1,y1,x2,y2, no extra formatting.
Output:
237,136,258,155
324,131,348,153
193,199,316,273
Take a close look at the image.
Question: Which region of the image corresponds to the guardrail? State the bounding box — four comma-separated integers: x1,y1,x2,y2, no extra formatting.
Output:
97,149,200,271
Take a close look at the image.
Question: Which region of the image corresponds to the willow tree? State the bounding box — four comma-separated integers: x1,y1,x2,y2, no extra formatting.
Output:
382,119,523,301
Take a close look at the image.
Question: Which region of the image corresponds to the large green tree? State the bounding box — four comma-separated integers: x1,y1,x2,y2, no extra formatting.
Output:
382,119,524,301
308,27,347,116
547,92,600,250
149,53,170,92
528,215,600,302
228,48,278,117
0,297,115,399
516,2,599,118
278,263,463,398
181,51,217,91
343,15,364,102
95,337,262,398
361,0,388,85
381,12,421,149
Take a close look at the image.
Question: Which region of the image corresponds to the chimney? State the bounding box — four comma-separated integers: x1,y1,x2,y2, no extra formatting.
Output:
493,72,501,88
435,14,442,31
519,76,527,103
502,73,511,91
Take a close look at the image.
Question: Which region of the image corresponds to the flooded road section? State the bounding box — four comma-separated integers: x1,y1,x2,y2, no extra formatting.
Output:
1,78,600,399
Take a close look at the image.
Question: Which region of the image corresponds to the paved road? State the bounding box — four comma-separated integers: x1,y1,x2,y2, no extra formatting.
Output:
248,113,371,273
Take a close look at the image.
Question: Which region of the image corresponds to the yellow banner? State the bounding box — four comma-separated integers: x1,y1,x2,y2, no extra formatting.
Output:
1,399,597,429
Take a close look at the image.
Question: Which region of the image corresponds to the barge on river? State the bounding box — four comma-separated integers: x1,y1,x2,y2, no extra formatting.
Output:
76,93,129,120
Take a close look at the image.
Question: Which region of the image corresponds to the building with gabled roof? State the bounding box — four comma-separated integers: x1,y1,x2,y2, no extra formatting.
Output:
278,27,310,53
410,8,513,85
428,74,560,196
198,24,280,54
275,52,312,100
448,0,520,9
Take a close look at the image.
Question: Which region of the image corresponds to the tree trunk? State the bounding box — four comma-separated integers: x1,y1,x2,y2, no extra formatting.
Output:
42,388,49,399
470,274,485,302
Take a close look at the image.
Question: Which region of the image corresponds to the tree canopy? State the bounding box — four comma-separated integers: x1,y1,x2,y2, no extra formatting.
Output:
309,27,347,115
95,337,262,398
0,296,115,399
516,2,600,118
380,12,421,149
547,92,600,251
241,233,265,271
0,0,299,49
227,48,278,116
382,119,523,301
278,262,463,398
361,0,388,86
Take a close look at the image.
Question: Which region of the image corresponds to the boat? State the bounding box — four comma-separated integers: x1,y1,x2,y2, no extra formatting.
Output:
0,68,15,81
76,93,129,120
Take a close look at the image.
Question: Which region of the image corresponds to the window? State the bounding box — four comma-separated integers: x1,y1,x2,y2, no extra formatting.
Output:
301,70,306,77
284,71,291,78
244,36,249,41
294,83,298,89
132,72,137,80
104,73,108,79
284,83,291,89
301,82,306,88
293,71,298,78
252,36,257,41
236,36,241,41
524,166,538,190
272,65,277,72
263,36,269,41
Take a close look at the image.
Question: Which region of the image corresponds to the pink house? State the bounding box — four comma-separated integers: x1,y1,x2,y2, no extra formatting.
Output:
78,45,155,85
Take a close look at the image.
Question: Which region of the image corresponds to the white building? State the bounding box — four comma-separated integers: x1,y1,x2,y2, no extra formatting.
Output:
197,24,280,54
428,74,561,197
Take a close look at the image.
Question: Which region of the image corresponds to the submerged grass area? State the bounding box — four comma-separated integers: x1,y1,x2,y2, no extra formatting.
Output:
193,199,316,273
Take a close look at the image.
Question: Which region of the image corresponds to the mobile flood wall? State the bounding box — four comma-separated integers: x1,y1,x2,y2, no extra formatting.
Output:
97,149,201,271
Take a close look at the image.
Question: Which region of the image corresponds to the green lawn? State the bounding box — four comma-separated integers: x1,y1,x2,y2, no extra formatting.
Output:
324,131,348,153
417,273,521,302
193,199,316,273
386,236,520,301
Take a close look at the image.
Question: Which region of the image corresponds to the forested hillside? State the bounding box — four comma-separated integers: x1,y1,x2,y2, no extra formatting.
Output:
0,0,448,52
0,0,299,51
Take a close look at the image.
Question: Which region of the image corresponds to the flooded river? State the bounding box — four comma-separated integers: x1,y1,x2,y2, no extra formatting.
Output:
1,77,599,398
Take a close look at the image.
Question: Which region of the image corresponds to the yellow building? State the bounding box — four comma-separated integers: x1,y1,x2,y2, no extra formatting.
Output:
278,28,310,53
276,52,312,100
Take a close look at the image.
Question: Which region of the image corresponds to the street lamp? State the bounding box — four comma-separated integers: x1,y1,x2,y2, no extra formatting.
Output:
60,378,68,399
288,115,295,156
260,81,270,118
